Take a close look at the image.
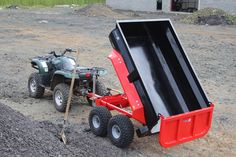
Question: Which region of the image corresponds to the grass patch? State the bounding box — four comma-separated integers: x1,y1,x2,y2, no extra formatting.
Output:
229,15,236,25
0,0,105,7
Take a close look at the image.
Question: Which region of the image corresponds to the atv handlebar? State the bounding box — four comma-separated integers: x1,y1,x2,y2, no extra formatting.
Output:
62,48,76,55
49,48,76,57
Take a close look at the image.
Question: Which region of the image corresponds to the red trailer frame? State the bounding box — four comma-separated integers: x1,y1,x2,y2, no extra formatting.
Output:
88,49,214,148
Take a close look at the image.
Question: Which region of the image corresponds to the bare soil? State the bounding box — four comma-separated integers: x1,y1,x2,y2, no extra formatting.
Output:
0,4,235,157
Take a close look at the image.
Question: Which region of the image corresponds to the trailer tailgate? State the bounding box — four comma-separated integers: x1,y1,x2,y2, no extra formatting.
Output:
159,104,214,148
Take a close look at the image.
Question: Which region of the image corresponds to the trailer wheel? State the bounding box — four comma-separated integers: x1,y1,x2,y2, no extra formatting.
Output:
89,106,112,137
53,83,70,112
28,73,45,98
108,115,134,148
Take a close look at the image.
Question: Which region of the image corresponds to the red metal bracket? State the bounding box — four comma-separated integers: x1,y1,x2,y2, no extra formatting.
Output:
104,49,146,124
95,94,132,118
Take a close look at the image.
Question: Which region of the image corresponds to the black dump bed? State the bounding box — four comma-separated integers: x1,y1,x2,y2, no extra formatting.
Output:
109,19,209,128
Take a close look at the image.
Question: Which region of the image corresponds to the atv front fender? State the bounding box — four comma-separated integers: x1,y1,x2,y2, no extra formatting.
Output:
31,59,48,74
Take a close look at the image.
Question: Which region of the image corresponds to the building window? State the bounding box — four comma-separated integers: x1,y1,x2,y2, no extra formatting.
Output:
171,0,198,12
157,0,162,10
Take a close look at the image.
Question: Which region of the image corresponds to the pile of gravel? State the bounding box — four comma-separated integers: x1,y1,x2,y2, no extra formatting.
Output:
0,103,139,157
0,103,72,156
74,4,127,19
182,8,236,25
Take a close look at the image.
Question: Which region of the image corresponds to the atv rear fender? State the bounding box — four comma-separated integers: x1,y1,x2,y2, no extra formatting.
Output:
50,71,80,89
53,70,80,79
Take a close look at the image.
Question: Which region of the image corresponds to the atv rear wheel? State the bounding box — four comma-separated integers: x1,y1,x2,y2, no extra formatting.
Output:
87,80,108,106
53,83,70,112
28,73,45,98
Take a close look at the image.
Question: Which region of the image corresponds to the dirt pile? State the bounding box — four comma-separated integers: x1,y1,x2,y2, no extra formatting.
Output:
0,103,139,157
182,8,236,25
0,103,72,156
75,4,127,19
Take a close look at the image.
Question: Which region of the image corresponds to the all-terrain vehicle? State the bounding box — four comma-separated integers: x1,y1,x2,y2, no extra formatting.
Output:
28,48,108,112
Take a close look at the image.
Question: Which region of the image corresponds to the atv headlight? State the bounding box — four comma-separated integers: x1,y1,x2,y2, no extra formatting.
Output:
41,61,48,72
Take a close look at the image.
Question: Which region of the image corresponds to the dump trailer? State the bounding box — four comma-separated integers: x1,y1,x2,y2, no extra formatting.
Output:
88,19,214,148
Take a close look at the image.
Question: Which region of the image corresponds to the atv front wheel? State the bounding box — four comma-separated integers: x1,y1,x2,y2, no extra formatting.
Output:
28,73,45,98
53,83,70,112
87,80,108,106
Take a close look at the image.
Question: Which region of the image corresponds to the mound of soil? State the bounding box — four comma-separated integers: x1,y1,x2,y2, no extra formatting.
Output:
0,103,138,157
75,4,127,19
197,14,233,25
182,8,235,25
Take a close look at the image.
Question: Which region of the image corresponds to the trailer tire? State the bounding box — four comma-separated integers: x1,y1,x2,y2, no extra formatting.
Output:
89,106,112,137
28,72,45,98
87,80,108,106
53,83,70,112
108,115,134,148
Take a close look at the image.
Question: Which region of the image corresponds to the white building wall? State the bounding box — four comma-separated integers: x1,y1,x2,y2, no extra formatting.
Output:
162,0,172,12
106,0,157,12
106,0,236,14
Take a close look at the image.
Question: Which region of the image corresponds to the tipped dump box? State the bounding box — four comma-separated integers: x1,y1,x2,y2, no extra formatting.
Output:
109,20,213,147
103,19,214,147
